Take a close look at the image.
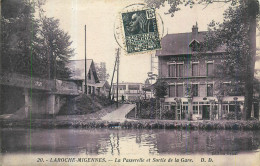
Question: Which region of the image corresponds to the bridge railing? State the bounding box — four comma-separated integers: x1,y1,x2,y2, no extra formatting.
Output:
0,72,81,95
55,80,81,95
0,72,55,91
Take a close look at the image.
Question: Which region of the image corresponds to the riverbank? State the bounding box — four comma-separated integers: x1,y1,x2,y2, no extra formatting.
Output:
1,118,260,130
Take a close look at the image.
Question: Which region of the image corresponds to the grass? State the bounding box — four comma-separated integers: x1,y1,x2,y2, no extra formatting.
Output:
58,94,113,115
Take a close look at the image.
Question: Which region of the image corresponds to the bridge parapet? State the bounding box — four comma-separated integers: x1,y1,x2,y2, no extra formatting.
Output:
0,72,81,95
0,72,55,91
55,80,81,96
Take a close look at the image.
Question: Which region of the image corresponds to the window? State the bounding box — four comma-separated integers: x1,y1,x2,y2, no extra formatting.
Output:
207,84,213,97
128,96,138,100
199,105,202,114
169,85,175,97
176,84,183,97
168,64,176,77
88,86,91,94
176,64,183,77
192,84,198,97
128,85,139,90
193,105,198,114
118,85,126,90
183,105,188,111
88,71,91,80
207,63,214,76
222,105,228,114
192,63,199,76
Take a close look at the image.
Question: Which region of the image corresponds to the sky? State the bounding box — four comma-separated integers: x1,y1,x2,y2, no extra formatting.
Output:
43,0,260,83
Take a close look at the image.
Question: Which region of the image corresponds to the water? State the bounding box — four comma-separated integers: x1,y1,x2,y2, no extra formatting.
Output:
1,128,259,155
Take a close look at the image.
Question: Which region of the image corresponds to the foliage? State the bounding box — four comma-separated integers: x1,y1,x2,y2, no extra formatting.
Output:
199,1,259,119
154,80,168,99
223,112,242,120
2,118,260,130
1,0,74,79
145,0,241,17
59,94,113,115
135,99,159,119
95,62,110,81
1,0,44,77
146,0,260,120
38,16,74,79
201,2,257,81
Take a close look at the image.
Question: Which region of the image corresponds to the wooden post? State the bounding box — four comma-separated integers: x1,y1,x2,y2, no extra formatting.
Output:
116,48,120,108
84,25,87,94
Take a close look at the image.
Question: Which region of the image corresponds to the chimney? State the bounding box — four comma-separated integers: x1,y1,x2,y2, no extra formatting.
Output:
192,22,198,36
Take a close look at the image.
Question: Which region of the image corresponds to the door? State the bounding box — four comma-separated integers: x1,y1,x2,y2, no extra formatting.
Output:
202,105,210,120
170,105,176,120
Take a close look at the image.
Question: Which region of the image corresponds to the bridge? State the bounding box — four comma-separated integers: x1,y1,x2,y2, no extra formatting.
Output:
0,72,81,118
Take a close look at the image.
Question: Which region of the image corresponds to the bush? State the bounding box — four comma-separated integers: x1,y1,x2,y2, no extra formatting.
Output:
223,112,242,120
59,94,113,115
161,109,175,120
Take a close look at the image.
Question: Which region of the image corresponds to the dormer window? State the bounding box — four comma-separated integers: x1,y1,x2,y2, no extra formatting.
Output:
189,39,200,51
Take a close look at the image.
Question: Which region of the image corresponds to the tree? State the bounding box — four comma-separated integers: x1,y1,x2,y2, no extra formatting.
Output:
154,80,168,99
146,0,259,120
95,62,109,81
1,0,74,79
38,16,74,79
1,0,46,77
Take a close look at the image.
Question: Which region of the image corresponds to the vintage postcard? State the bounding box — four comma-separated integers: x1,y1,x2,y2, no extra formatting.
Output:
0,0,260,166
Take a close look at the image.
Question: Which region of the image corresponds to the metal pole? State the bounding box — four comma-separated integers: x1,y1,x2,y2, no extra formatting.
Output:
116,48,120,108
84,25,87,94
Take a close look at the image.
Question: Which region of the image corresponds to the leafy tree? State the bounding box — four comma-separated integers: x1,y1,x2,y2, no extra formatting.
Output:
154,80,168,99
1,0,46,77
95,62,110,81
146,0,259,120
1,0,74,79
38,16,74,79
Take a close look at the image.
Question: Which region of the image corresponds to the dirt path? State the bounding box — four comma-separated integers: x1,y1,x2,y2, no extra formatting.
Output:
101,104,136,122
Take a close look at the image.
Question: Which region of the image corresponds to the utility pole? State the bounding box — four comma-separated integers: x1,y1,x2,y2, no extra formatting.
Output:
108,48,120,103
84,25,87,94
116,48,120,108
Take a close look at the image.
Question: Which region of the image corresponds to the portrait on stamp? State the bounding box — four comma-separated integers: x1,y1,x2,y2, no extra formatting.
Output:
122,9,161,53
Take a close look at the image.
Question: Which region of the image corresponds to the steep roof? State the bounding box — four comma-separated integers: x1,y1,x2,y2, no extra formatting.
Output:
156,31,225,56
67,59,99,82
96,80,110,88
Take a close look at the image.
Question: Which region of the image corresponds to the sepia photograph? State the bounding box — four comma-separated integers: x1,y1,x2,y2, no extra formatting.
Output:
0,0,260,165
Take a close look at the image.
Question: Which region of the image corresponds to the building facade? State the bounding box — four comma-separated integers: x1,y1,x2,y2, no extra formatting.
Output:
96,81,110,96
156,24,245,120
66,59,100,95
113,82,143,101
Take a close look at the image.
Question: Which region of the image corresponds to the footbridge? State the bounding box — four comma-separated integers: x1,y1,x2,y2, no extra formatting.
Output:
0,72,81,117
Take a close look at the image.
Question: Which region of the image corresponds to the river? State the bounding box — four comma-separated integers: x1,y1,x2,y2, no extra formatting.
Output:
0,128,259,165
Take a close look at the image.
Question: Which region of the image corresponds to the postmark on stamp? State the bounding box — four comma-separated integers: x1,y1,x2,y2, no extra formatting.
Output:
121,8,161,53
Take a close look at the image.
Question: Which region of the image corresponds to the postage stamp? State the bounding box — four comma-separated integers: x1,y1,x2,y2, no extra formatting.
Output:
121,8,161,53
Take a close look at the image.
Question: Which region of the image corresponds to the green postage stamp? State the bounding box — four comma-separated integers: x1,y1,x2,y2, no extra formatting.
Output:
121,8,161,53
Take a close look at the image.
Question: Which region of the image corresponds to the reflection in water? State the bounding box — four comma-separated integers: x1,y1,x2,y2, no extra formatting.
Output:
1,128,259,155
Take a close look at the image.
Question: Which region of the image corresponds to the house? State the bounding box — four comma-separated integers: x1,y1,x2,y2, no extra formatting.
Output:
95,80,110,96
156,24,246,120
66,59,99,94
113,82,143,101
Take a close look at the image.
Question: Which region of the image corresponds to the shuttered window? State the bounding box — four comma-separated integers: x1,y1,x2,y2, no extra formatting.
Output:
169,85,175,97
168,64,176,77
192,63,199,76
176,85,183,97
207,84,213,97
176,64,183,77
207,63,214,76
